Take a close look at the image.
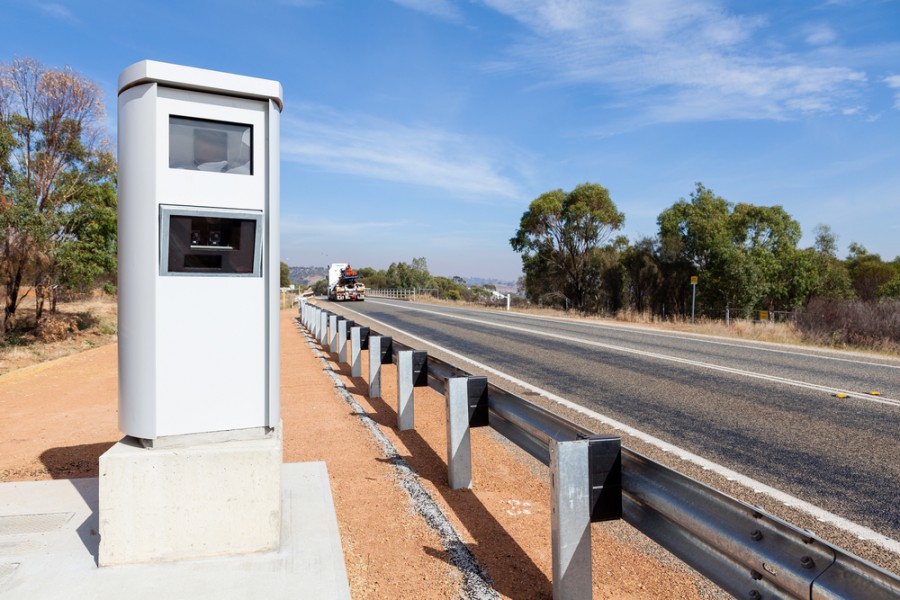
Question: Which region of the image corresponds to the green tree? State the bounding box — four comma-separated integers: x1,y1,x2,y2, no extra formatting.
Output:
846,244,895,302
510,183,624,311
807,225,853,301
385,257,432,289
312,278,328,296
53,175,117,303
0,58,114,331
621,237,661,314
657,183,806,315
280,261,291,288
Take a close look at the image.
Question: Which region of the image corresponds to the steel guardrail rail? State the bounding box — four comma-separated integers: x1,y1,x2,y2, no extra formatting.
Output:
302,301,900,599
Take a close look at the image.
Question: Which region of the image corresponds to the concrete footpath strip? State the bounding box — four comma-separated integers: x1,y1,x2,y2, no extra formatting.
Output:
0,462,350,600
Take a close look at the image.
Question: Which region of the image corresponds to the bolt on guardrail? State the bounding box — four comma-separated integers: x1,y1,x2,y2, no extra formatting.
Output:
298,299,900,600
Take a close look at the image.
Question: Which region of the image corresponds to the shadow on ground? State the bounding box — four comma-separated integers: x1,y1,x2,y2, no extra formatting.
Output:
40,441,117,479
329,358,553,599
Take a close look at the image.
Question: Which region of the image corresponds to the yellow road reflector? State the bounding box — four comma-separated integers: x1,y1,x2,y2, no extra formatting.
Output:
868,391,881,396
834,393,848,399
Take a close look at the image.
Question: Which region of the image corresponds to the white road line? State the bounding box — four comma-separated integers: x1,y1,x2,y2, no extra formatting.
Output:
367,300,900,407
476,307,900,370
338,303,900,555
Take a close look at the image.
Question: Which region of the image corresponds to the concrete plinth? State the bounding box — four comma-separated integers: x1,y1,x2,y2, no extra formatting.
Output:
99,428,282,566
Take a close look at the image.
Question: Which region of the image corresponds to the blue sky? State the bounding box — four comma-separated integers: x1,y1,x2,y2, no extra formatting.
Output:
5,0,900,280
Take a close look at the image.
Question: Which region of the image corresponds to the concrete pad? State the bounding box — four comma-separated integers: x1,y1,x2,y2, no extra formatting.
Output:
0,462,350,600
99,432,282,565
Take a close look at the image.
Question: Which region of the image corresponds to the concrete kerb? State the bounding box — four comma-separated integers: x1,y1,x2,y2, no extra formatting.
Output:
293,318,498,600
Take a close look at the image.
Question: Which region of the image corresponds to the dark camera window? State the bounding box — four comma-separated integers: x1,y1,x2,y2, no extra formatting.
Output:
169,116,253,175
166,214,259,275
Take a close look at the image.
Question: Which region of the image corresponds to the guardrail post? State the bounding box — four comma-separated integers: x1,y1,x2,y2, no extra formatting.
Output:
397,350,415,430
338,320,348,362
351,326,362,377
328,315,338,352
369,336,382,398
319,312,328,346
312,307,319,337
368,336,392,399
550,438,592,600
446,377,473,489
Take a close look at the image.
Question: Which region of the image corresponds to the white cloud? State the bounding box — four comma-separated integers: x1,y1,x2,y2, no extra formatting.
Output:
281,105,522,198
885,75,900,109
34,2,78,22
282,216,413,237
479,0,867,124
389,0,463,22
803,23,837,46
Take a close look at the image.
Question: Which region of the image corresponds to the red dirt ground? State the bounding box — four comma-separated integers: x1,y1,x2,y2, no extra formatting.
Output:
0,308,712,598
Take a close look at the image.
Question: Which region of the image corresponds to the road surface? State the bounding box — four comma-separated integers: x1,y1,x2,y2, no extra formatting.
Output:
325,297,900,567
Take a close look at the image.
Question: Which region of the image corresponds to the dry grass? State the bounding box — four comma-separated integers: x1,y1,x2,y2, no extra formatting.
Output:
0,294,118,375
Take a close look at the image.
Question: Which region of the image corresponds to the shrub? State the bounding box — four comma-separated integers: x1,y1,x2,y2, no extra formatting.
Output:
797,298,900,351
34,315,80,342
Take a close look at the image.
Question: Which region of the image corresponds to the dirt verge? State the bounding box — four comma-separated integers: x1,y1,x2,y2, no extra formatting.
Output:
0,309,714,598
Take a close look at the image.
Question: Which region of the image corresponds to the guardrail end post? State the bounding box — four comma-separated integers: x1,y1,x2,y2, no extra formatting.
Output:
550,438,593,600
446,377,473,489
397,350,415,431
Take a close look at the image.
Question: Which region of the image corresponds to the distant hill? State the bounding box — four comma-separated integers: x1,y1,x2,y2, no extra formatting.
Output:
288,265,518,293
465,277,518,294
289,265,327,287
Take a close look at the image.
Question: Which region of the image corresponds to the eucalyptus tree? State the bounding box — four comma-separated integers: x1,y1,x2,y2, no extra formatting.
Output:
0,57,115,331
657,183,807,315
510,182,624,311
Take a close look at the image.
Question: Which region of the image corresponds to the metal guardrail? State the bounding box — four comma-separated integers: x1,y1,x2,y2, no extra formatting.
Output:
299,300,900,600
366,288,438,300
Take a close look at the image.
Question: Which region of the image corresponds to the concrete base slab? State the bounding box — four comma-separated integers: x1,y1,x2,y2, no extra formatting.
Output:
0,462,350,599
99,431,282,565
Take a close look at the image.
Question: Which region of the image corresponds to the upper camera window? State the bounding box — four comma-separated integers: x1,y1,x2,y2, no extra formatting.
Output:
169,116,252,175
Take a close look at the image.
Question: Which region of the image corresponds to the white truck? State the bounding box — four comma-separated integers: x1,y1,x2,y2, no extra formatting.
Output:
327,263,366,301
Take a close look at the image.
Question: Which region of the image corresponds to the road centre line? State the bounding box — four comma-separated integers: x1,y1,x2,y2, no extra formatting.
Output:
367,300,900,407
421,302,900,371
337,303,900,554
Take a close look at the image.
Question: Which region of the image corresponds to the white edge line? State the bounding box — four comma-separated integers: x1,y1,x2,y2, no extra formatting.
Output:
338,302,900,555
391,298,900,370
371,300,900,407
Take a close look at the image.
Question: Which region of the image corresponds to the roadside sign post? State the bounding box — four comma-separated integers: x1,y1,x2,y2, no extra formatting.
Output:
690,275,698,324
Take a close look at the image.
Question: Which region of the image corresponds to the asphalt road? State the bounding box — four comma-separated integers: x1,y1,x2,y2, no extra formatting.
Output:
323,297,900,552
